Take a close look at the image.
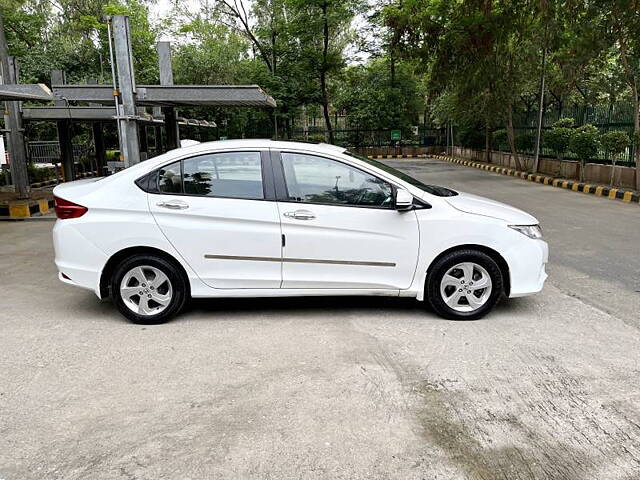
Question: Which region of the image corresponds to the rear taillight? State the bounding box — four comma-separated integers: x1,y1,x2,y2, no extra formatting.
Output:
54,196,88,219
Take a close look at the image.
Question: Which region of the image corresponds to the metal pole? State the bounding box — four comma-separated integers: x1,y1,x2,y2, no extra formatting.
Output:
88,78,106,175
107,17,124,159
152,106,164,154
0,13,30,199
532,39,548,174
52,69,75,181
111,15,140,166
138,107,148,161
157,41,179,150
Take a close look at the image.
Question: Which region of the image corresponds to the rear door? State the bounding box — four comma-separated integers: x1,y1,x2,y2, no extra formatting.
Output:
148,149,282,289
273,150,420,290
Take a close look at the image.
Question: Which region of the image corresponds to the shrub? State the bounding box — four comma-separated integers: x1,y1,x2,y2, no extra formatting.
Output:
105,150,121,162
458,127,485,149
516,133,535,152
553,117,574,129
601,130,630,186
544,118,575,160
27,164,57,184
569,124,601,181
600,130,630,159
493,129,508,150
569,124,601,160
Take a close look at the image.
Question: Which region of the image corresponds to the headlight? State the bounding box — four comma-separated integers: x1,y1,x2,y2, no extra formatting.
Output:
509,224,543,239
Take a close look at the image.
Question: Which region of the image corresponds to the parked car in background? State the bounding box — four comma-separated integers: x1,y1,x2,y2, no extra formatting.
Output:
52,140,548,323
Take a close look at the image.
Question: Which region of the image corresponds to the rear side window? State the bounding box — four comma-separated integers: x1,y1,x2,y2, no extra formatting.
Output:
183,152,263,199
158,161,182,194
155,152,264,200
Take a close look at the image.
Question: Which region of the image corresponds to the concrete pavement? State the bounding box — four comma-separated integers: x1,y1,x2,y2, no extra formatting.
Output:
1,157,639,479
385,157,640,325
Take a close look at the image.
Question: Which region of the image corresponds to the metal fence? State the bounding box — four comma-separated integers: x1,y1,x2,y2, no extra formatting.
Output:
288,127,446,148
27,141,90,165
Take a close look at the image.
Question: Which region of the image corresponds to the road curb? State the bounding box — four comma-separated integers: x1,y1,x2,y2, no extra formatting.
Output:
366,154,428,159
0,198,55,220
431,154,640,206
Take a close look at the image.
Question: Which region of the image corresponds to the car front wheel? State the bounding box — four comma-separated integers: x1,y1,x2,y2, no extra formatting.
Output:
426,249,504,320
111,254,187,324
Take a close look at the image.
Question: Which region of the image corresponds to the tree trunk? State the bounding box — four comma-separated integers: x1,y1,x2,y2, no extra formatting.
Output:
506,103,523,171
320,1,334,144
634,91,640,191
484,123,491,163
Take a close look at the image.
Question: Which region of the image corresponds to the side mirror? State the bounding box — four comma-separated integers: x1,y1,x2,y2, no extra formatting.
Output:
395,189,414,211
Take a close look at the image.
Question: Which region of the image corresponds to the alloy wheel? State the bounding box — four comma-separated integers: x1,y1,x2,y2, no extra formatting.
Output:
119,265,173,316
439,262,493,313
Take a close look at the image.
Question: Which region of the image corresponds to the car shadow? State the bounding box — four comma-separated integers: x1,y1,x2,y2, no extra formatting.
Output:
186,295,428,317
71,290,528,324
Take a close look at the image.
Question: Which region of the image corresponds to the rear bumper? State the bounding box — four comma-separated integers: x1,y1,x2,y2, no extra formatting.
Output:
505,239,549,298
53,220,108,298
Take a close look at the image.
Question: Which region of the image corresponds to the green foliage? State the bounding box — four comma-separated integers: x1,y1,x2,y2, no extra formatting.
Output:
493,129,508,150
105,150,120,162
553,118,575,129
334,58,423,131
545,126,573,160
457,126,485,149
516,133,535,152
600,130,630,156
3,0,158,84
27,165,56,183
569,124,601,161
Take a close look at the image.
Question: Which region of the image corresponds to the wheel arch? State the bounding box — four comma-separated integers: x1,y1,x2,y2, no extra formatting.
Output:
99,246,191,299
425,244,511,297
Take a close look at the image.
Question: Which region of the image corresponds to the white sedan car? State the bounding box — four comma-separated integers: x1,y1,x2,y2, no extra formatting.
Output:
53,140,548,323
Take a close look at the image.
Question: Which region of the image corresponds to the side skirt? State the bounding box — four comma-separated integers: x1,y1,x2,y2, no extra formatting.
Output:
190,288,411,299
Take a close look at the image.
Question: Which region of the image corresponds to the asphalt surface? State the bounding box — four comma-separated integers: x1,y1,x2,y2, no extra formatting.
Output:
1,157,639,479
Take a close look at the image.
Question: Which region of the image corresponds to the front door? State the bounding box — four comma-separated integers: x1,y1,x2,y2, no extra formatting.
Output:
275,151,420,290
148,150,282,289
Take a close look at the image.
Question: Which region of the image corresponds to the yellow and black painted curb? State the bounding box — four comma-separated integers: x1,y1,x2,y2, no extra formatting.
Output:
366,153,428,160
431,154,640,205
0,198,55,219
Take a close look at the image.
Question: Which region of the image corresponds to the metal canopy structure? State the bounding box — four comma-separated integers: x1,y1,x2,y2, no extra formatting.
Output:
52,85,276,107
0,83,53,101
22,106,217,127
1,14,275,197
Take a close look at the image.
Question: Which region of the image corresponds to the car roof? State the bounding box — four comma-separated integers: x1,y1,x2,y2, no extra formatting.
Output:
171,139,347,155
112,139,351,181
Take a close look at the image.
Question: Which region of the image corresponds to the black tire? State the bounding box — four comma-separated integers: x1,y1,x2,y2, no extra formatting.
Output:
426,249,504,320
110,254,188,324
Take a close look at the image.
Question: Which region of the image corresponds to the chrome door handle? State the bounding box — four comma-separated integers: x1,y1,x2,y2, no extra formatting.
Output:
156,200,189,210
284,209,315,220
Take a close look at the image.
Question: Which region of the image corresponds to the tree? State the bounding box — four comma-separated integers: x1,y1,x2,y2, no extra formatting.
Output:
285,0,360,143
601,129,630,186
607,0,640,190
569,124,601,181
544,118,574,160
334,58,423,132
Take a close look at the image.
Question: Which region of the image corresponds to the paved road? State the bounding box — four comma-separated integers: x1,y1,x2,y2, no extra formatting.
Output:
1,157,639,479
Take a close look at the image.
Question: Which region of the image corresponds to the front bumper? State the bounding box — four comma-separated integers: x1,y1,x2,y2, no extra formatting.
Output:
504,238,549,298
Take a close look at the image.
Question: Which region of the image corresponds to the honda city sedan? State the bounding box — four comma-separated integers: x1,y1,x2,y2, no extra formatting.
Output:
52,140,548,323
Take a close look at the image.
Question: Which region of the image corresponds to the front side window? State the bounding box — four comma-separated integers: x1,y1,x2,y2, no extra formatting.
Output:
157,152,264,199
281,152,393,208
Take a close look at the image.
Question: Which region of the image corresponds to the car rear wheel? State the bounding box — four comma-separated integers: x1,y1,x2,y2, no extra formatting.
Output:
426,249,504,320
111,254,187,324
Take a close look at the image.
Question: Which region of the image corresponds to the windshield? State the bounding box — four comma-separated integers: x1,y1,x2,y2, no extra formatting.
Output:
345,152,458,197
